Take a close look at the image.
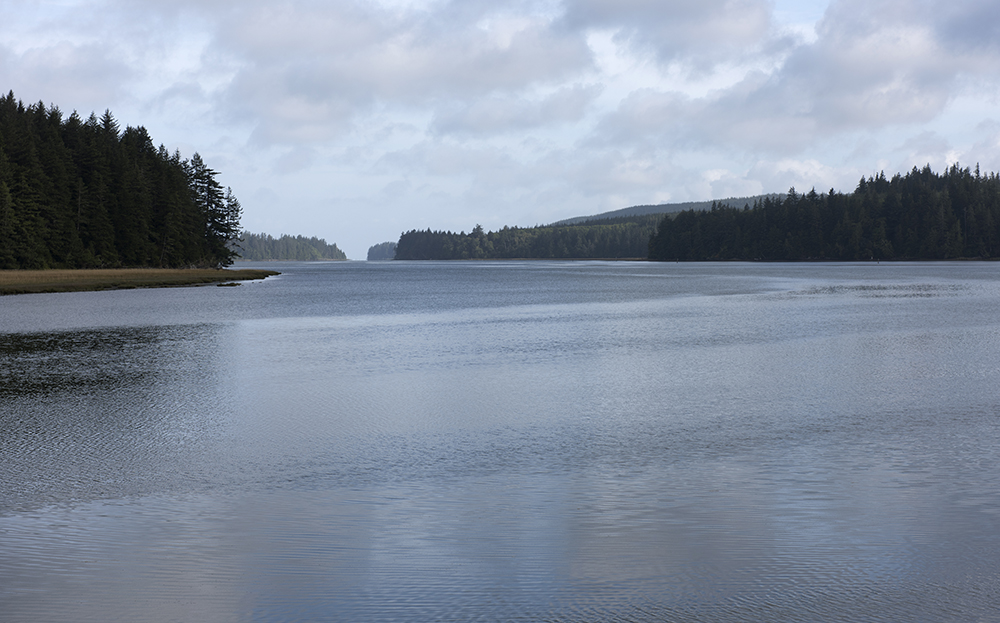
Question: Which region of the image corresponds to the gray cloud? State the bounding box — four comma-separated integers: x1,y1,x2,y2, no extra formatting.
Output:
561,0,777,69
891,131,954,169
0,41,134,113
212,1,593,144
965,121,1000,163
937,1,1000,52
431,83,602,135
273,146,319,175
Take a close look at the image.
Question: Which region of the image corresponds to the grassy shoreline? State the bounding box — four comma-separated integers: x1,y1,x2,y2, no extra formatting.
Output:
0,268,281,295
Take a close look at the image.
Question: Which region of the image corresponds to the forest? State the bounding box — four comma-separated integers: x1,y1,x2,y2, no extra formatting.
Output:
649,165,1000,261
237,231,346,261
0,92,242,269
367,241,396,261
394,215,661,260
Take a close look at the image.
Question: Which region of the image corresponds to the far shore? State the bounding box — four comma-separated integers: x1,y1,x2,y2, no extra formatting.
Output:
0,268,280,295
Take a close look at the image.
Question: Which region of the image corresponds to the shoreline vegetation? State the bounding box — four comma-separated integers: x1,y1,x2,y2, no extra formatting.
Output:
393,165,1000,261
648,165,1000,262
0,93,346,281
236,231,347,261
0,268,279,295
367,241,397,261
394,216,659,260
0,93,243,270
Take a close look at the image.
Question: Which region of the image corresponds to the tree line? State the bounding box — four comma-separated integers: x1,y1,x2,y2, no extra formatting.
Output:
649,165,1000,261
0,92,241,269
237,231,346,261
394,215,661,260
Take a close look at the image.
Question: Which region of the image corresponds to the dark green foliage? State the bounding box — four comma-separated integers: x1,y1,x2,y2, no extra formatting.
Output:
0,92,242,268
367,241,396,261
237,231,347,261
648,165,1000,261
395,215,661,260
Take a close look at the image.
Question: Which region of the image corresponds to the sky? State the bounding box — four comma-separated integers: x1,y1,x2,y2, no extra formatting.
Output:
2,0,1000,259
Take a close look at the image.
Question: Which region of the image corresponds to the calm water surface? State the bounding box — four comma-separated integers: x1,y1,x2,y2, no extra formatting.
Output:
2,261,999,621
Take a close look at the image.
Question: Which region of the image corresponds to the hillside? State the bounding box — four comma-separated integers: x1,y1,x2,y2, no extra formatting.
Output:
551,194,782,226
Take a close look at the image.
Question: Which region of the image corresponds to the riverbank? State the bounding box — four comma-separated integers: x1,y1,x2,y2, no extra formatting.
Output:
0,268,280,295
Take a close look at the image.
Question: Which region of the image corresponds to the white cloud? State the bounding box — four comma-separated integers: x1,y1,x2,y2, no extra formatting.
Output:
586,0,1000,160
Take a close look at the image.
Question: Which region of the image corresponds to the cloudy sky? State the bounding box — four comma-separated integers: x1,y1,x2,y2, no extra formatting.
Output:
3,0,999,258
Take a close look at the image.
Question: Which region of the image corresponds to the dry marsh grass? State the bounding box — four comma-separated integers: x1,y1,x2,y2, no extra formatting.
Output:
0,268,280,295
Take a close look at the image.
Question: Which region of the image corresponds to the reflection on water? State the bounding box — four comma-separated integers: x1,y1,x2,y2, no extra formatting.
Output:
0,324,223,396
0,324,236,512
2,261,1000,621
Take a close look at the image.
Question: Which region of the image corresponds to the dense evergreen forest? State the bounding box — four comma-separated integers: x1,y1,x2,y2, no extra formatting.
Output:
649,165,1000,261
237,231,346,261
0,92,242,269
395,215,661,260
367,241,396,261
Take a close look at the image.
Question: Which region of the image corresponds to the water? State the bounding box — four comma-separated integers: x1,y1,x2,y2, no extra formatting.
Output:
2,261,999,622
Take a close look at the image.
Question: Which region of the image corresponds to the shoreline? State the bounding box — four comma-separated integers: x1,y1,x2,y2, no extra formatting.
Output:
0,268,281,296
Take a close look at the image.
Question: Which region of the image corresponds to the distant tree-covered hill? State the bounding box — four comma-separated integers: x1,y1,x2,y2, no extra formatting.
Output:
395,215,661,260
0,92,241,269
550,194,782,226
649,165,1000,261
367,241,396,260
236,231,347,261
